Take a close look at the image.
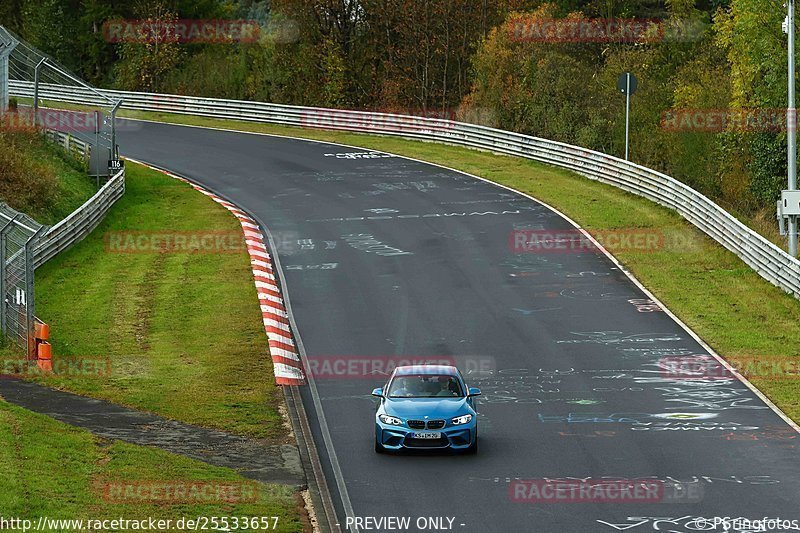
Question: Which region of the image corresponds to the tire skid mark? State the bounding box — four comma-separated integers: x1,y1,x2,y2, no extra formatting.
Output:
125,158,306,386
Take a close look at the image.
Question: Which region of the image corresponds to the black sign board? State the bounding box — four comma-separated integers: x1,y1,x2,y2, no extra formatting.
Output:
617,73,638,96
108,159,124,173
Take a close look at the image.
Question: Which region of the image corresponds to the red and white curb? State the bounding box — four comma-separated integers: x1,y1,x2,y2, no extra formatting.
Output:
127,159,306,386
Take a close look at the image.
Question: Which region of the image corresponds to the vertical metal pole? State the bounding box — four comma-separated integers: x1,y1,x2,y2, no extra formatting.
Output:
0,214,20,339
111,100,122,161
33,58,46,126
24,227,44,359
0,36,17,114
94,110,100,186
24,233,33,358
0,52,7,114
789,0,798,257
111,111,116,161
625,73,631,161
0,220,8,338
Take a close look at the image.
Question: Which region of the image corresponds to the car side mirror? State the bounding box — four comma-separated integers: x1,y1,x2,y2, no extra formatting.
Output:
371,388,384,397
468,387,481,397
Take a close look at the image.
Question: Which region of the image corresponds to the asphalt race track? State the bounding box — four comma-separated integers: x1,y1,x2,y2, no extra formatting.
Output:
118,120,800,533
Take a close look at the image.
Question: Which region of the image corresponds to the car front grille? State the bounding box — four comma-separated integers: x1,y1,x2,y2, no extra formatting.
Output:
426,420,445,429
407,420,425,429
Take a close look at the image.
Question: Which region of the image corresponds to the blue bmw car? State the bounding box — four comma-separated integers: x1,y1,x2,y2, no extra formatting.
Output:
372,365,481,454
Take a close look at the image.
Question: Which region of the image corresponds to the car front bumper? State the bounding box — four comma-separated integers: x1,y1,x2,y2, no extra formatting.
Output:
375,421,477,450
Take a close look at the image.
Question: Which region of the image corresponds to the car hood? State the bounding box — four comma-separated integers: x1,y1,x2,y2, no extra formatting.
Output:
384,397,470,419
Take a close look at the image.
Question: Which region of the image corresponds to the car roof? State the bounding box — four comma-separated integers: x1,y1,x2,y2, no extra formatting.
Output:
393,365,459,376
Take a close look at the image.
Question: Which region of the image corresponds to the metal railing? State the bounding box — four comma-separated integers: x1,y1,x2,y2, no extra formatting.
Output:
44,128,91,162
9,80,800,298
0,143,123,352
0,204,45,353
2,24,120,176
33,167,125,269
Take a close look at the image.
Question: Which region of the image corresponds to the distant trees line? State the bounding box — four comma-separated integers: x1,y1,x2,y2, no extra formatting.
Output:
1,0,794,227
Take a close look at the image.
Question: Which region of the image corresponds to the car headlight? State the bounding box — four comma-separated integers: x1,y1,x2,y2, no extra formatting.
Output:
451,414,473,425
379,414,403,426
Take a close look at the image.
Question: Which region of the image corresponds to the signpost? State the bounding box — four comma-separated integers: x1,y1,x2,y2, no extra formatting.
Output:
617,72,638,161
780,1,799,257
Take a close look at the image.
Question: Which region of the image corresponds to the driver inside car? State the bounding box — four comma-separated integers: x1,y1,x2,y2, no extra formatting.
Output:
435,376,457,397
390,377,420,397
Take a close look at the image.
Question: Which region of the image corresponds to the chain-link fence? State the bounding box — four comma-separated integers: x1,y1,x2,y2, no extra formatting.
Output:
0,24,121,178
0,203,46,356
0,26,17,113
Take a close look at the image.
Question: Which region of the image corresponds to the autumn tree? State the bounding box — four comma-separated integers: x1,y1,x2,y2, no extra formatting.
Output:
113,1,184,93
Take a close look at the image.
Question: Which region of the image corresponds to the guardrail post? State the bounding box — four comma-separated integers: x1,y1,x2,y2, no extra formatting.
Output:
0,28,17,114
32,58,46,126
111,100,122,160
24,226,44,359
783,0,799,256
0,214,21,338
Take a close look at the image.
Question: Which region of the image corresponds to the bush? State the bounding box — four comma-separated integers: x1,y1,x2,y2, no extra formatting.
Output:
0,125,58,216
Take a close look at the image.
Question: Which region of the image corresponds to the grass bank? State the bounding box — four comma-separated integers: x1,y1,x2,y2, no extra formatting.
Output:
2,161,287,441
0,399,303,531
0,122,95,225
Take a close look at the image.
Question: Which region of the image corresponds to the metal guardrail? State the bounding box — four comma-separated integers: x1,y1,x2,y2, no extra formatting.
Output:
0,136,123,352
33,167,125,269
44,129,91,162
10,80,800,298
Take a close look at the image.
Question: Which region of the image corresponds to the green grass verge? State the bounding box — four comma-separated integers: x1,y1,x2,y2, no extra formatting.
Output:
0,399,303,531
96,107,800,423
2,161,287,441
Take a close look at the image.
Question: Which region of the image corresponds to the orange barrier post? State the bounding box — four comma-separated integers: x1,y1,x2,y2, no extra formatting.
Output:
35,322,50,341
37,342,52,372
32,320,53,372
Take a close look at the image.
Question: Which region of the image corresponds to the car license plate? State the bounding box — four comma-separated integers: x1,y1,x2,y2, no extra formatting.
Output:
413,431,441,439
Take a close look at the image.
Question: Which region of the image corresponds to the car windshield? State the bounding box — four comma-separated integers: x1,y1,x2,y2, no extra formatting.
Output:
387,374,463,398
